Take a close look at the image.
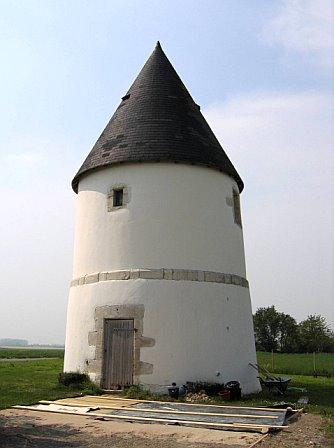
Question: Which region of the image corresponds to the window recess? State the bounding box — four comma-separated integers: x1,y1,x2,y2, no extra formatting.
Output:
113,188,124,207
107,185,130,212
232,189,242,227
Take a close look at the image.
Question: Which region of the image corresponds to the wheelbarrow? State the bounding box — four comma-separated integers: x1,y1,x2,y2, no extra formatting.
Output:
249,362,291,395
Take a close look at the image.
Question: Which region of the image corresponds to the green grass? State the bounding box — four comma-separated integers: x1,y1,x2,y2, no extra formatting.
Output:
0,359,100,410
2,349,331,373
257,351,334,376
243,375,334,416
0,359,332,446
0,348,65,359
123,375,334,416
0,354,333,418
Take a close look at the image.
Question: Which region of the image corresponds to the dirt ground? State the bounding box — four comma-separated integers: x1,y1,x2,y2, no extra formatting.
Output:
0,409,332,448
0,409,265,448
259,413,333,448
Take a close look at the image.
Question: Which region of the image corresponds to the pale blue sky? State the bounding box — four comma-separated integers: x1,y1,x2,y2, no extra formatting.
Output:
1,0,333,343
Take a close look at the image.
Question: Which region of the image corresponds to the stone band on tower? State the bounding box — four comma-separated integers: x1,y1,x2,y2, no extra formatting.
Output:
64,42,260,394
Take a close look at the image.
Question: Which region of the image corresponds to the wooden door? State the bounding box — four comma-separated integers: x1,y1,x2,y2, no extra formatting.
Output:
103,319,134,389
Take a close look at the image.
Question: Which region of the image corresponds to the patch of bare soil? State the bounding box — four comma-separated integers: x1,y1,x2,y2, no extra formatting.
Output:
0,409,261,447
1,409,332,448
259,413,333,448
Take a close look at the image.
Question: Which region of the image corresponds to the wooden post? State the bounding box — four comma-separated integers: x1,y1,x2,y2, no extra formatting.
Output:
271,350,274,372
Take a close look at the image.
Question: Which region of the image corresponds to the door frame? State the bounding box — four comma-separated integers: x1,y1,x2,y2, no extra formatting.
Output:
102,318,135,389
87,304,155,387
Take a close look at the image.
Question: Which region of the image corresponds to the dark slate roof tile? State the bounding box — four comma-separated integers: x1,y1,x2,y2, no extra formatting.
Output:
72,42,243,192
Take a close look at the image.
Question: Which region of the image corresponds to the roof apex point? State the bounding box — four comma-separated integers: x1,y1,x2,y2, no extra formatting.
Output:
156,41,162,49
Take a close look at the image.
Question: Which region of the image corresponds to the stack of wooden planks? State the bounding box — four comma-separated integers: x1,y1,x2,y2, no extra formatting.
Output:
13,395,293,434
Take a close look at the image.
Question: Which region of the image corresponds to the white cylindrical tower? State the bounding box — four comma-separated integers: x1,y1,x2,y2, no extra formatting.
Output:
64,42,260,394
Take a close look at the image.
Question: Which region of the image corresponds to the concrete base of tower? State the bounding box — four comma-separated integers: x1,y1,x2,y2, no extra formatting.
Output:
64,278,261,395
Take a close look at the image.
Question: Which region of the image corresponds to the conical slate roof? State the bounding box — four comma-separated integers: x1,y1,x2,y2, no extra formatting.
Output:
72,42,243,193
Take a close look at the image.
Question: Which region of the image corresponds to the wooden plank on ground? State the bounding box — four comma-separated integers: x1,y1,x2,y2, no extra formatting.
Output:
13,405,284,433
53,398,139,407
38,400,279,420
94,395,290,412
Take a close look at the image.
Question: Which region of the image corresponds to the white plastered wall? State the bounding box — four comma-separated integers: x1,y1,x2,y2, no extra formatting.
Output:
64,279,260,394
64,162,260,394
72,163,247,278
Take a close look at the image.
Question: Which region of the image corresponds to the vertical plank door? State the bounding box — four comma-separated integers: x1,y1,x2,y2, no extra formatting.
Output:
103,319,134,389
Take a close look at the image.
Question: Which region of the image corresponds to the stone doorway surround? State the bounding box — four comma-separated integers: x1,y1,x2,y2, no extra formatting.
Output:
87,304,155,386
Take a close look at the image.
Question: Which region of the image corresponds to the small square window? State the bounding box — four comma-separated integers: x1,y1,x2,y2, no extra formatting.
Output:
107,185,130,212
113,188,124,207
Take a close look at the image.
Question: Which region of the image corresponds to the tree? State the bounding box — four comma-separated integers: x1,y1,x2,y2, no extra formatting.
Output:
253,306,300,352
323,331,334,353
278,313,299,353
253,306,282,352
253,308,333,353
298,315,332,352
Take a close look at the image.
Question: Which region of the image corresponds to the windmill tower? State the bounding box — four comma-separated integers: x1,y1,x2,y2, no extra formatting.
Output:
64,43,260,394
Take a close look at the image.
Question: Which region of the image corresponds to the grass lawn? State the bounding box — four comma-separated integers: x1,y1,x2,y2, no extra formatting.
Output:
0,359,100,410
241,375,334,416
125,375,334,416
2,349,332,376
0,350,332,445
0,348,64,359
257,351,334,376
1,357,333,418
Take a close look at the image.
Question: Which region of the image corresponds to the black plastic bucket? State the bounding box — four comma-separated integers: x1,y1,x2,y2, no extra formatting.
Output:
167,386,180,399
224,381,241,400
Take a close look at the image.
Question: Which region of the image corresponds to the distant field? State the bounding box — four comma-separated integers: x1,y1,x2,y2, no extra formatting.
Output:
257,351,334,376
1,348,332,375
0,348,64,359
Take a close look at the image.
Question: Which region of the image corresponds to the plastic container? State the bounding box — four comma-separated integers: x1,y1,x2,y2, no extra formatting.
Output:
168,385,179,399
224,381,242,400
